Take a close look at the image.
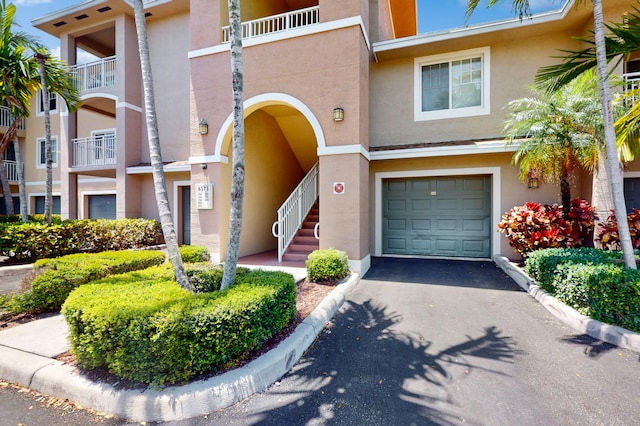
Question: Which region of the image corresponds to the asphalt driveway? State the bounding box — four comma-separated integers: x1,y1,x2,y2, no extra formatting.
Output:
173,258,640,425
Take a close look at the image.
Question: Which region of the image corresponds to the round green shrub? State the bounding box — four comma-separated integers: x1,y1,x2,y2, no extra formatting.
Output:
62,269,296,386
179,245,211,263
306,248,349,282
185,264,248,293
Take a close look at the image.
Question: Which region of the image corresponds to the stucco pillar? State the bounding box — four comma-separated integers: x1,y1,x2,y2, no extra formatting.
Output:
319,153,370,274
59,33,77,219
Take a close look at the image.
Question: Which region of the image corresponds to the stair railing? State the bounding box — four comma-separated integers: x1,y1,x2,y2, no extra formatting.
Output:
272,162,319,262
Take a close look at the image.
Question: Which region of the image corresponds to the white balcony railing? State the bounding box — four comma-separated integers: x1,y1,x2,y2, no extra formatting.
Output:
221,6,319,43
0,106,25,130
624,72,640,107
3,160,21,181
72,134,116,167
70,56,116,92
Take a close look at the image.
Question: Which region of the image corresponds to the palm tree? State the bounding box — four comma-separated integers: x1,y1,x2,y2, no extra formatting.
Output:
220,0,246,291
132,0,192,291
467,0,637,269
503,70,604,217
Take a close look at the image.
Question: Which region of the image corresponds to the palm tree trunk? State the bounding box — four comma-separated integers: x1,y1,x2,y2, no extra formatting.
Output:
0,158,12,215
13,135,27,222
221,0,245,291
592,153,613,247
560,177,571,218
132,0,192,291
35,52,53,225
593,0,637,268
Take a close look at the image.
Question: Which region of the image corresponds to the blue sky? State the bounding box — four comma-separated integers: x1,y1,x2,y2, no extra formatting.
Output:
12,0,566,53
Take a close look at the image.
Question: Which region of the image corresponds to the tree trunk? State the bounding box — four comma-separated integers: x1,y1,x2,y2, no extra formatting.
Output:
0,158,12,215
13,135,27,222
592,153,613,247
221,0,245,291
593,0,637,269
132,0,192,291
560,177,571,219
35,53,53,225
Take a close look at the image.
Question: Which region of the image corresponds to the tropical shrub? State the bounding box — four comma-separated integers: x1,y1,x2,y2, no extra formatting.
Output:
498,199,597,257
596,208,640,250
306,248,350,282
179,245,211,263
62,268,297,386
7,250,166,313
185,263,248,293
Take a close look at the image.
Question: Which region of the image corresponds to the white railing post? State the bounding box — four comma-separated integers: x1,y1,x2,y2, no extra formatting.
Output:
221,6,319,44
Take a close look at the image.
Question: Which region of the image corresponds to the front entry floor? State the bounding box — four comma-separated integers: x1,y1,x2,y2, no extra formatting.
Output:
201,257,639,425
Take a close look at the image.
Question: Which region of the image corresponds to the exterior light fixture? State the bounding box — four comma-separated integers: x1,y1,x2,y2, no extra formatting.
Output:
528,176,539,189
198,119,208,135
201,163,207,170
333,107,344,122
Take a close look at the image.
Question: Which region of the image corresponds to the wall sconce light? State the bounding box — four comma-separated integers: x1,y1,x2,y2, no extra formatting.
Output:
528,176,539,189
201,163,207,170
333,107,344,122
198,119,208,135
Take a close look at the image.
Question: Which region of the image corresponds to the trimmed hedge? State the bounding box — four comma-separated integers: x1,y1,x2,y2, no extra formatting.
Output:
551,263,640,332
185,263,248,293
62,268,297,386
8,250,166,313
524,247,619,292
179,245,211,263
306,248,350,282
0,218,163,262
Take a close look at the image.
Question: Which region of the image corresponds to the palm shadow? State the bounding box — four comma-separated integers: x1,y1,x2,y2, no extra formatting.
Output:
244,299,522,425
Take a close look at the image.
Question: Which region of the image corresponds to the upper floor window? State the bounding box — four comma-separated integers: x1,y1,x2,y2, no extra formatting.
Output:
414,47,490,121
36,136,58,168
36,90,57,115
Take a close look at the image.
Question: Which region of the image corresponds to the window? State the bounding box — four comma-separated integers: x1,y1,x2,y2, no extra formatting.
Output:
36,136,58,168
34,195,61,214
92,130,116,163
415,47,490,121
36,90,57,115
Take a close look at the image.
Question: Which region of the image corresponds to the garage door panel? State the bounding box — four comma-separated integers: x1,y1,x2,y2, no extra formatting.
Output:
383,175,491,258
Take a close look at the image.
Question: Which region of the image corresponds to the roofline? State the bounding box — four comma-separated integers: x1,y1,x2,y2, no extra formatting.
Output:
372,0,575,54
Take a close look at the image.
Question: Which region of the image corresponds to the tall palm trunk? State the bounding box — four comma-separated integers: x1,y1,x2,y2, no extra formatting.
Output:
221,0,245,291
132,0,192,291
593,0,637,268
13,135,26,221
35,52,53,225
560,177,571,219
0,158,11,215
592,153,613,247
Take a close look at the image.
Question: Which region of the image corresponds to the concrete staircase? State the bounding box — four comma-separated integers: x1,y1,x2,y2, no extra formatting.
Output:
282,202,319,262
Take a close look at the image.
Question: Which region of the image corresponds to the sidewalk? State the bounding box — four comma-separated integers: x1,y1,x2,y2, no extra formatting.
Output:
0,270,359,423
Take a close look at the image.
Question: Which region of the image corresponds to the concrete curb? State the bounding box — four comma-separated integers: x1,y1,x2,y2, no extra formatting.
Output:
0,273,360,422
493,255,640,354
0,263,33,277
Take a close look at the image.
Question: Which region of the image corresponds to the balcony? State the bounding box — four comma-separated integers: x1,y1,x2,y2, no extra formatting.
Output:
72,135,116,168
3,160,21,182
70,56,116,92
221,6,319,43
0,106,25,130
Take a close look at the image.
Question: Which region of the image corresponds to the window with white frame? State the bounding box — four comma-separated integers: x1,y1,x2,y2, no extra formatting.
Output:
415,47,490,121
36,136,58,168
91,129,116,163
36,90,58,115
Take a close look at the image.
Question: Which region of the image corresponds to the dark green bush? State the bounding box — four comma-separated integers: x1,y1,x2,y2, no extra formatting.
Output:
179,245,211,263
62,269,297,386
524,247,618,292
551,262,640,332
8,250,166,313
185,263,248,293
306,248,350,282
0,218,163,261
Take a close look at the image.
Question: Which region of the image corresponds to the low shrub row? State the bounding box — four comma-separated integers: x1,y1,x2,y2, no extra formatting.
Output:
62,267,297,386
524,248,640,332
0,218,163,262
7,250,167,313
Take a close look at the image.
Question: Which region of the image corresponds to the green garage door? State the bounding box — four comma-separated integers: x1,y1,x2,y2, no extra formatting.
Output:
383,175,491,258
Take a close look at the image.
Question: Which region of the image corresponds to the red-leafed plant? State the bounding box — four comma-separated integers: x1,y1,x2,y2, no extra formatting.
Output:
596,208,640,250
498,199,597,257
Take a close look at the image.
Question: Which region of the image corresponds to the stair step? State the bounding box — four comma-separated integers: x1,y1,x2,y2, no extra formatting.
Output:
293,235,318,244
298,228,315,237
288,243,319,252
283,252,309,262
302,221,318,228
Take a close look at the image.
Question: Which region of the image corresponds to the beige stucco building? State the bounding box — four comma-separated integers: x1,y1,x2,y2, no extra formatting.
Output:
2,0,640,275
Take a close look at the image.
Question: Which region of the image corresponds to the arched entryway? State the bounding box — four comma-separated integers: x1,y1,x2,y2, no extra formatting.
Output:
215,93,324,263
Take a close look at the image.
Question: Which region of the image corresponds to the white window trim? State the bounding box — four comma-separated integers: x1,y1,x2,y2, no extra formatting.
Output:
36,90,58,116
414,47,491,122
36,136,59,169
